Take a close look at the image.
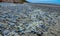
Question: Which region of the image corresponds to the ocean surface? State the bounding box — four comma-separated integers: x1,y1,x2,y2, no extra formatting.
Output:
26,0,60,5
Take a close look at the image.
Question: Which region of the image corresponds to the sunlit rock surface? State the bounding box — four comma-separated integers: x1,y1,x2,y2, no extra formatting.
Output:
0,2,60,36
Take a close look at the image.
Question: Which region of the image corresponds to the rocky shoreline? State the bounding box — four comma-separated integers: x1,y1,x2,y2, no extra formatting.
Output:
0,3,60,36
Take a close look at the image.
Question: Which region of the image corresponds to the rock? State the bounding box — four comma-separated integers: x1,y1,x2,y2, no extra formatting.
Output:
0,34,2,36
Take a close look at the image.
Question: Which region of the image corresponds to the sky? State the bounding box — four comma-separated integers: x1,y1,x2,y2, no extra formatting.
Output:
26,0,60,4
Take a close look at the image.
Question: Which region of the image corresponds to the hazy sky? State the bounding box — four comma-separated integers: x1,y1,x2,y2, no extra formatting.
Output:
26,0,60,4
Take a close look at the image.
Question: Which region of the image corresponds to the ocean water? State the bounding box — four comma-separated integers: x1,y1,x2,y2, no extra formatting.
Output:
26,0,60,5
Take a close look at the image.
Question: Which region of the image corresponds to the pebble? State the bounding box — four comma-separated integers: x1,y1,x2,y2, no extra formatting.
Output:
0,34,2,36
3,29,9,35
